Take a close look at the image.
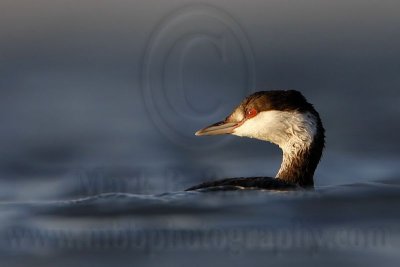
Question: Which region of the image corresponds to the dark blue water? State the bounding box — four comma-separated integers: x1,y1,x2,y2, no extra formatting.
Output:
1,0,400,266
1,180,400,267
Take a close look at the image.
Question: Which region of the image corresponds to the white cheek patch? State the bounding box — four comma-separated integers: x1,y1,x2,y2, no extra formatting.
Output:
233,111,286,142
232,110,317,150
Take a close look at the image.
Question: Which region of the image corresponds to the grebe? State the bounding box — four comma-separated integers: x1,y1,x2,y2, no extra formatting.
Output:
186,90,325,191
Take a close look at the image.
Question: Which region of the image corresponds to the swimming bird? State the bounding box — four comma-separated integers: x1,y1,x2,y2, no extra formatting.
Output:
186,90,325,191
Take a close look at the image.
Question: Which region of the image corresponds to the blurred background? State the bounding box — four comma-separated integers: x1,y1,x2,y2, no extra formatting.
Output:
0,0,399,199
1,1,400,266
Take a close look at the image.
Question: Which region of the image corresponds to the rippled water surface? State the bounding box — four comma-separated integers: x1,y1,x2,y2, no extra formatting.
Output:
1,0,400,266
1,180,400,267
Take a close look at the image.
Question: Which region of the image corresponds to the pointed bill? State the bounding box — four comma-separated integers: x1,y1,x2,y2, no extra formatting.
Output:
195,121,238,136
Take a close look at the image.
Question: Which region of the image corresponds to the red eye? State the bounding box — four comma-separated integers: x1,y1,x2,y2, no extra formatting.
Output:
247,108,258,118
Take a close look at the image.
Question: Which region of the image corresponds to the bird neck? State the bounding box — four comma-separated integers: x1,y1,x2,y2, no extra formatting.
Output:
276,127,324,187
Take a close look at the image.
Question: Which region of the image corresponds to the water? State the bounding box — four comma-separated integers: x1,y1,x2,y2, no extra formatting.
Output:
1,0,400,266
1,180,400,267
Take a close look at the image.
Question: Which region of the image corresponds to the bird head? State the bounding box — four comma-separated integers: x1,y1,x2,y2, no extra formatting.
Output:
195,90,321,150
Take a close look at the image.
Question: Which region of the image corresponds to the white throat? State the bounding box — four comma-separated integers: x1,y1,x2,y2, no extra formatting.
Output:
232,110,318,177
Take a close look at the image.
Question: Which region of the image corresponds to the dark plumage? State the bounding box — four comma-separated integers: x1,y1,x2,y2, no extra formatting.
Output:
187,90,325,191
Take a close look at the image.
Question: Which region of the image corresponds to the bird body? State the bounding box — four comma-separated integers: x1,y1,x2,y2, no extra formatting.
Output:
186,90,325,191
